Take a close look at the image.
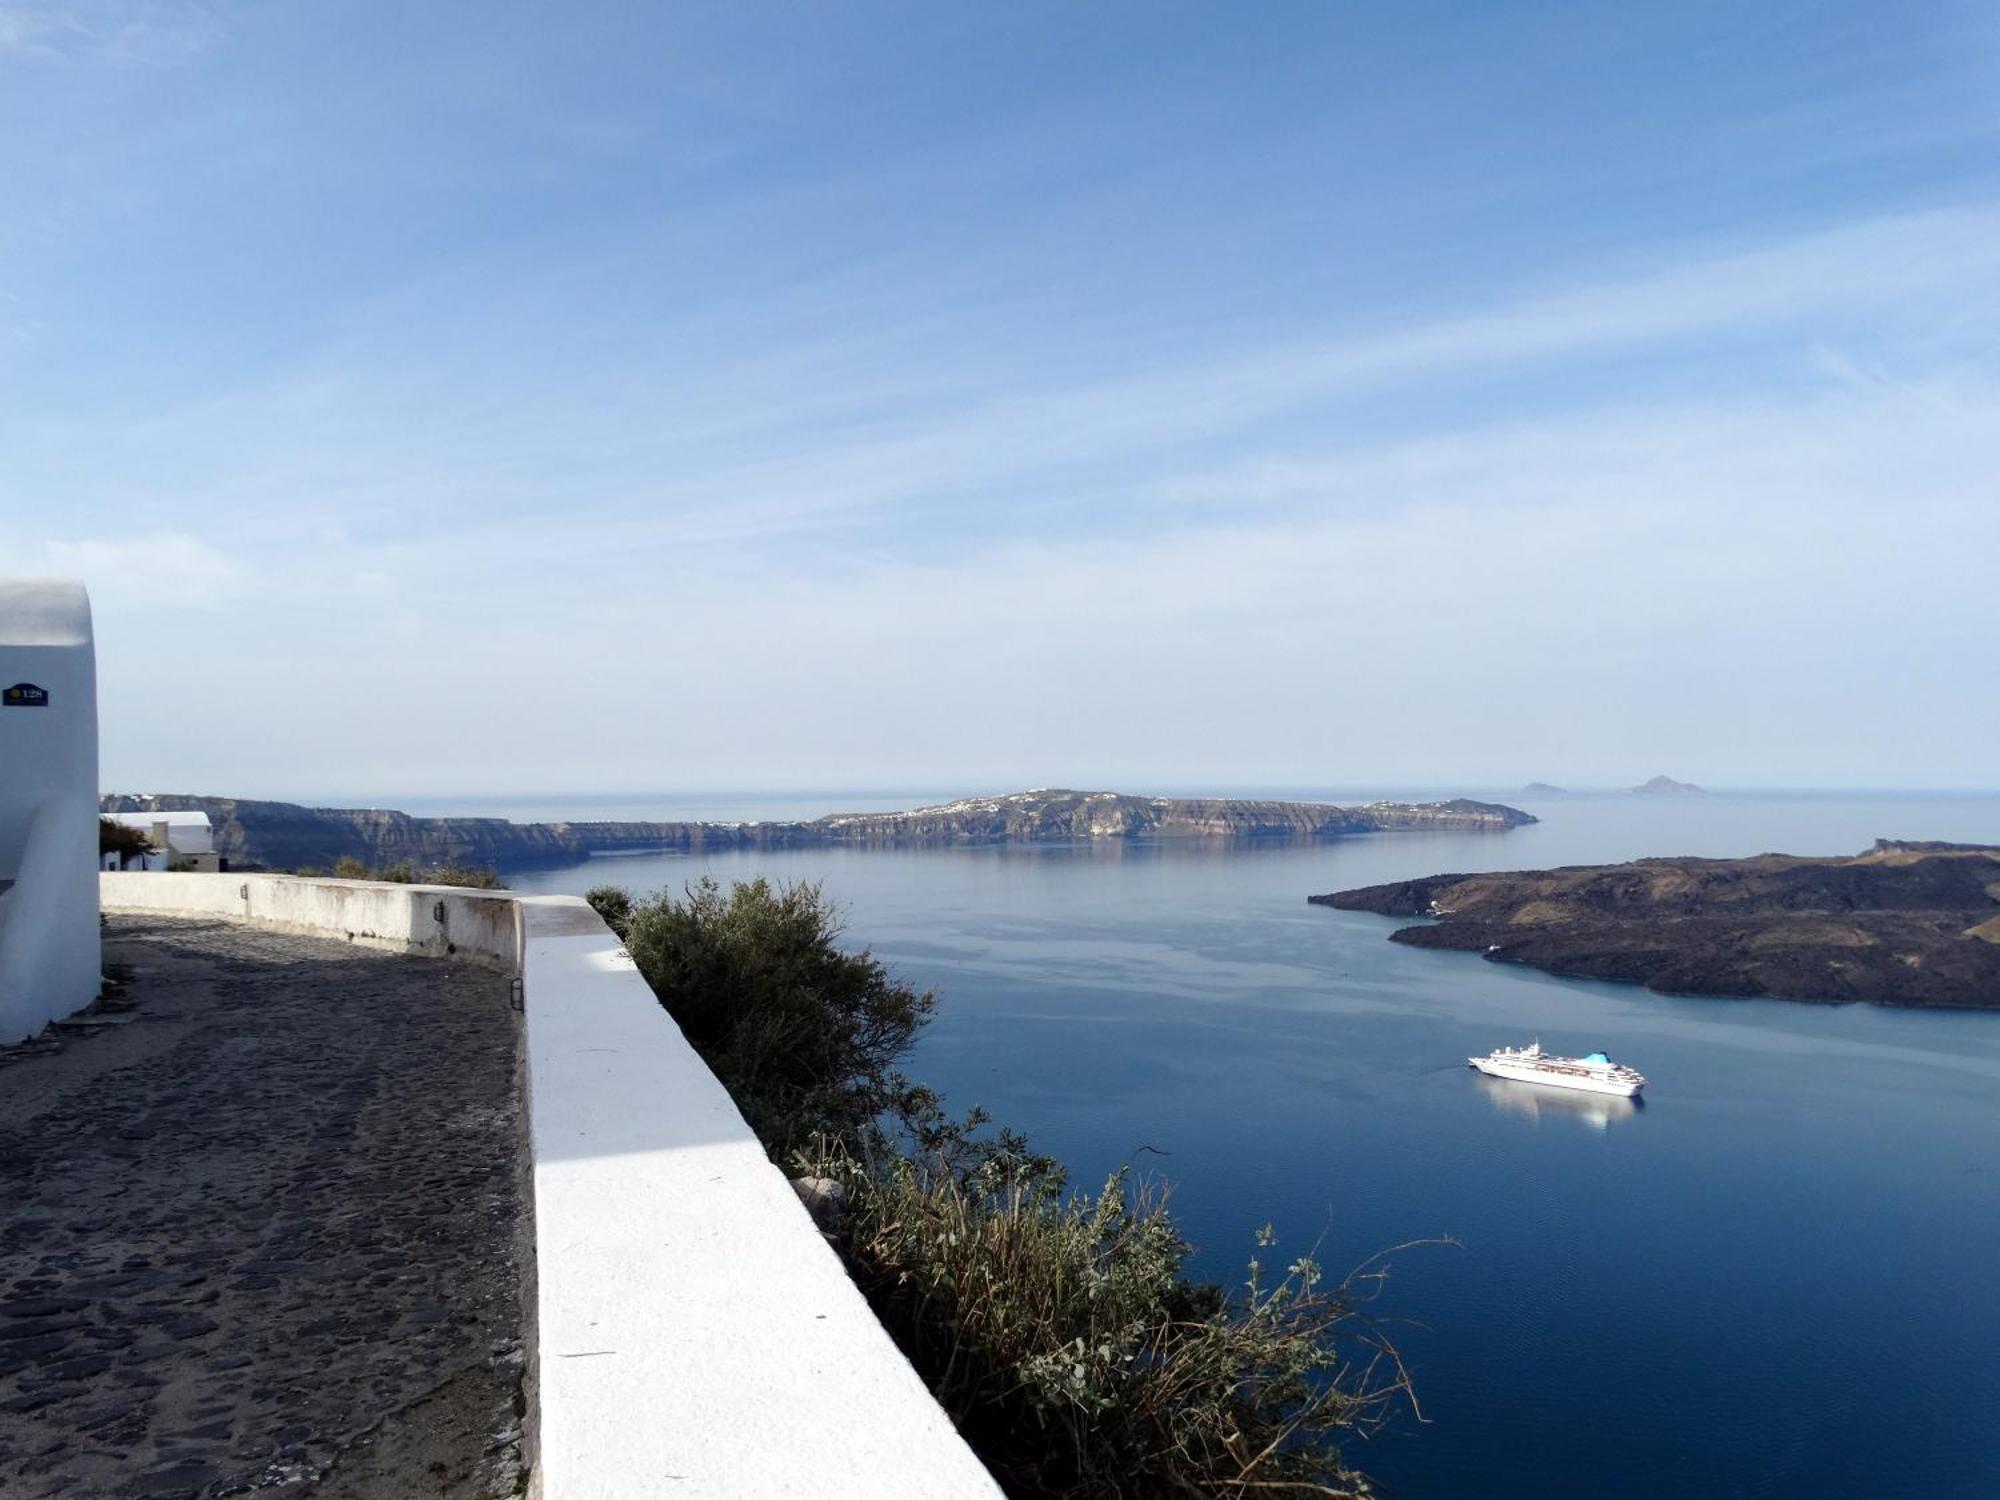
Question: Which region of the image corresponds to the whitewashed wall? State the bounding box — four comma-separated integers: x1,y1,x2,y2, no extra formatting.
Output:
100,871,519,963
98,872,1002,1500
0,578,100,1042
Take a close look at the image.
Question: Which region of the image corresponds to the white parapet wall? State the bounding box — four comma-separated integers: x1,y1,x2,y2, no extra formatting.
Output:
99,870,520,964
0,578,101,1043
99,871,1002,1500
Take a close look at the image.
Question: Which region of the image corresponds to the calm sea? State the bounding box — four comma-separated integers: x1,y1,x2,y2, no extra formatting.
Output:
468,789,2000,1499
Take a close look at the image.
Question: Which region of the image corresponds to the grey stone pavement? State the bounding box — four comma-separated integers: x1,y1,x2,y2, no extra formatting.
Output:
0,915,527,1499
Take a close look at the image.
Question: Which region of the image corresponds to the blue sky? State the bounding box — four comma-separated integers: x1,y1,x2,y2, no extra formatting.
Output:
3,1,1996,797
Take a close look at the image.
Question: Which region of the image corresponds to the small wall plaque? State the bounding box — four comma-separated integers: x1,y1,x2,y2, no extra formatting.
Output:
3,683,49,707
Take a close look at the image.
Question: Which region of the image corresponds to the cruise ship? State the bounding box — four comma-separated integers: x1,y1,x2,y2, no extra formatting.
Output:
1468,1041,1646,1098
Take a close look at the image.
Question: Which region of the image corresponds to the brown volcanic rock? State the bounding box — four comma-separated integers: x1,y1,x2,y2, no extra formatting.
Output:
103,788,1535,872
1312,843,2000,1009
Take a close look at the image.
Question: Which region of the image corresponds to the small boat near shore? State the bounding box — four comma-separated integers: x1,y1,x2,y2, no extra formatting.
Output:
1469,1041,1646,1098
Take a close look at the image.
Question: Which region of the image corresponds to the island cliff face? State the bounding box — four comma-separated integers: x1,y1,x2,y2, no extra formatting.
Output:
1311,840,2000,1009
814,791,1533,841
102,788,1535,873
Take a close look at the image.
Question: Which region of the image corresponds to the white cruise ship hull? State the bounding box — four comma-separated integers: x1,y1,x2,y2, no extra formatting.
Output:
1470,1057,1644,1098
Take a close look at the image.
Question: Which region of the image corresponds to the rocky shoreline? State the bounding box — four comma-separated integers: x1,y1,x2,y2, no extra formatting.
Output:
103,787,1536,874
1313,840,2000,1009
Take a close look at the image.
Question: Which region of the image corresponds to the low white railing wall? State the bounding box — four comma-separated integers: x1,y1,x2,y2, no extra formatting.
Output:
96,870,520,964
99,872,1000,1500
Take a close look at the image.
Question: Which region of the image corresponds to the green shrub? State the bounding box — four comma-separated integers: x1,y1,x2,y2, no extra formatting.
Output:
421,863,506,889
619,877,932,1156
324,856,504,889
99,817,153,867
602,875,1424,1497
808,1137,1417,1500
585,884,634,939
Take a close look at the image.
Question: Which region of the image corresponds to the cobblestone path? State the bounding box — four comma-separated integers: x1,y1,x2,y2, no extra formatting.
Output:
0,915,526,1499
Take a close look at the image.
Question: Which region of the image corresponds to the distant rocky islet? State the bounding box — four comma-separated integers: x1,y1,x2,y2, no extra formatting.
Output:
1516,775,1706,797
1314,839,2000,1009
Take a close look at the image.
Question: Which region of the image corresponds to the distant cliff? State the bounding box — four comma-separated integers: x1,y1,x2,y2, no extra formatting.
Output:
101,788,1535,872
812,790,1533,842
1311,841,2000,1009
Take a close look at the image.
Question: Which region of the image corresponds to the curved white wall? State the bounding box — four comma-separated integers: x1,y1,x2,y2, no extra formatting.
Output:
0,578,100,1042
99,872,1002,1500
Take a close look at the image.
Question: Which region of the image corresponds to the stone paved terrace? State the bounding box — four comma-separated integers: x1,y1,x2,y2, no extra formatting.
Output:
0,914,526,1499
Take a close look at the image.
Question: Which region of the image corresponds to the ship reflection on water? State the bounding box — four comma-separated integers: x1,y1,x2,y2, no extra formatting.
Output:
1473,1073,1644,1130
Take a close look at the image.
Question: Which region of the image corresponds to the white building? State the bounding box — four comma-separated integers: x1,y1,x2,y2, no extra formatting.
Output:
0,578,101,1042
102,810,220,872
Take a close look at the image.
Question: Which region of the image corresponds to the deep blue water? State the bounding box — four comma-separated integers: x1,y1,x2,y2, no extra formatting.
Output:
501,791,2000,1499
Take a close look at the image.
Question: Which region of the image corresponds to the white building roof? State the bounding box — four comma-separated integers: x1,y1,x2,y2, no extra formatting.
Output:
107,811,213,830
0,577,93,648
106,810,214,854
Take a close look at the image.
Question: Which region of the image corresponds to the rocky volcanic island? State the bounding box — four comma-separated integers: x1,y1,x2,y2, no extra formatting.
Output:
103,788,1536,872
1314,841,2000,1009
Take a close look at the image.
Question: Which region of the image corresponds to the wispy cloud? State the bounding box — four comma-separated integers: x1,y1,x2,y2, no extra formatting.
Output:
17,189,1992,575
0,0,216,63
58,350,1989,791
6,529,245,609
27,197,1997,589
0,2,75,55
499,200,1997,548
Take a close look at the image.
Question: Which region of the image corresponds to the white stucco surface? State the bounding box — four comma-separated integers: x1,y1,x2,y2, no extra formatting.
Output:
96,873,1002,1500
0,578,100,1042
100,871,518,965
515,895,1002,1499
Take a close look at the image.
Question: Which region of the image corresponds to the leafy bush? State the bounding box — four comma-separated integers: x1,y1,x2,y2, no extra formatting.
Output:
99,816,153,866
420,862,506,889
600,876,1422,1498
585,884,634,939
318,856,505,889
809,1135,1417,1500
619,877,932,1156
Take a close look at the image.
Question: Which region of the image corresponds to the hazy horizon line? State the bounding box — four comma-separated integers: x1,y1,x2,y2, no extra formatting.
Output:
104,781,2000,812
